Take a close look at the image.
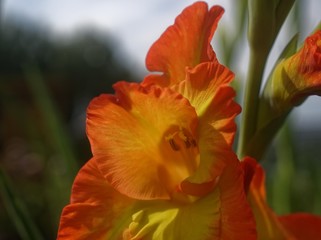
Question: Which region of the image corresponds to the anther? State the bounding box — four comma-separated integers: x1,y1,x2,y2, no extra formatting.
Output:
165,127,197,151
169,138,180,151
184,138,197,149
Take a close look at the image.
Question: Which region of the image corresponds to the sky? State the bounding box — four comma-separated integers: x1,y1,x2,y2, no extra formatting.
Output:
2,0,234,69
2,0,321,128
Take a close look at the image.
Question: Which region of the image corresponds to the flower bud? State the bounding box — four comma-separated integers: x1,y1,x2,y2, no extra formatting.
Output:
264,30,321,113
247,31,321,159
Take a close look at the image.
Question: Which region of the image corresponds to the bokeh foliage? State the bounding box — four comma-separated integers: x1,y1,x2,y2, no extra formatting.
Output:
0,18,138,239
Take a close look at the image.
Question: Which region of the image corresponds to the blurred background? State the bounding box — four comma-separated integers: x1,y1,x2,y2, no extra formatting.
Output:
0,0,320,239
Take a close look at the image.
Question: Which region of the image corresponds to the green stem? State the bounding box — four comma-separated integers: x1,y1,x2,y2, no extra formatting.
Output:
237,49,269,158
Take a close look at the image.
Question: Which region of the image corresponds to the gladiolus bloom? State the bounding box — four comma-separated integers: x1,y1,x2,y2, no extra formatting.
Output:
57,2,257,239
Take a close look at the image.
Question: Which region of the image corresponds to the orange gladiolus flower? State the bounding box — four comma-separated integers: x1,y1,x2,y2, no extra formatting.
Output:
243,157,321,240
57,2,257,239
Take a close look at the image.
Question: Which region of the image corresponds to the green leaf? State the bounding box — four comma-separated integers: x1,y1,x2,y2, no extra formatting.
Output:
0,169,44,240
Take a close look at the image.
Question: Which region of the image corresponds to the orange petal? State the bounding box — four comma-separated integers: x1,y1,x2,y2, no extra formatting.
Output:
122,153,256,240
70,158,132,207
58,204,110,240
57,159,133,240
174,62,240,186
86,82,199,200
244,157,294,239
58,157,256,239
217,153,257,239
143,2,224,87
178,62,240,146
70,158,113,205
279,213,321,240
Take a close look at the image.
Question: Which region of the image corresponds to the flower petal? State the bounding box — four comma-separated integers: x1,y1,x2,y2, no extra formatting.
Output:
70,158,132,207
87,82,199,200
57,159,134,240
122,154,256,240
176,62,240,146
278,213,321,240
173,62,241,186
214,153,257,239
243,157,294,239
59,157,256,239
58,204,110,240
143,2,224,87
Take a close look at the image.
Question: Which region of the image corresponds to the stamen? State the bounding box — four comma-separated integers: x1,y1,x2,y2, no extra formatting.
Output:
166,128,197,151
185,138,197,148
169,138,180,151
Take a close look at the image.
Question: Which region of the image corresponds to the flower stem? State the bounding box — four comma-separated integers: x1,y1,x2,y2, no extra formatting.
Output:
237,49,269,158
